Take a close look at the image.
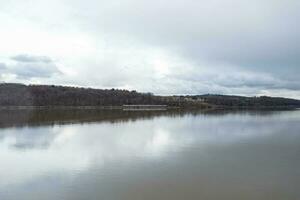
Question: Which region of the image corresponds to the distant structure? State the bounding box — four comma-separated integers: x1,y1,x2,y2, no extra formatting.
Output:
122,105,167,111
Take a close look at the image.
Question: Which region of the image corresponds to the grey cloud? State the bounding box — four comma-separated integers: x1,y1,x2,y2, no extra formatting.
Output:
12,63,61,79
3,55,61,79
11,54,53,63
217,77,300,91
70,0,300,76
169,68,300,96
0,63,7,70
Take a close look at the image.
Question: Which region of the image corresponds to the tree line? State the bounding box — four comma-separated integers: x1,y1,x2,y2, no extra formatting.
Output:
0,83,208,108
0,83,299,108
192,94,300,108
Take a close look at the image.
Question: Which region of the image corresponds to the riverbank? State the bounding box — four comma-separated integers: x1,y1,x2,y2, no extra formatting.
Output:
0,105,299,111
0,105,182,111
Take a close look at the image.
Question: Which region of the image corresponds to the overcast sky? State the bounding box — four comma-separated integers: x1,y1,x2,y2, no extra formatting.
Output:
0,0,299,98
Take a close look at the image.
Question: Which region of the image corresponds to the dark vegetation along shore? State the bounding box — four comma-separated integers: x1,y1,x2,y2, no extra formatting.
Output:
0,83,300,110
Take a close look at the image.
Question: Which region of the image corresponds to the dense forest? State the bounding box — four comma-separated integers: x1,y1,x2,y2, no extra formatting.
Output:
0,83,300,109
188,94,300,108
0,83,208,108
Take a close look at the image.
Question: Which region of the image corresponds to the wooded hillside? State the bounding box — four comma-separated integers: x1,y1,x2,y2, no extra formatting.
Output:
0,83,208,108
1,83,299,109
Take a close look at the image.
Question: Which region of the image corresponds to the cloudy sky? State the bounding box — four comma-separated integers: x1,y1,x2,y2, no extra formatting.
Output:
0,0,299,98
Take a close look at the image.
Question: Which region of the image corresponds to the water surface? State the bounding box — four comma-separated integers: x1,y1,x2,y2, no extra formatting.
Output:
0,109,300,200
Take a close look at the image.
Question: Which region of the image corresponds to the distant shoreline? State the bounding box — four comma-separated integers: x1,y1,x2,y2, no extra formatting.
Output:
1,83,300,110
0,105,180,111
0,105,298,111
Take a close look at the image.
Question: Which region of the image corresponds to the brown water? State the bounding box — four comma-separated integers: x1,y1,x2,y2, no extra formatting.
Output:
0,109,300,200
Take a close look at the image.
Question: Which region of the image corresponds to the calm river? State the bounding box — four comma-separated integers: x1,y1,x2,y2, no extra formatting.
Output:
0,109,299,200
